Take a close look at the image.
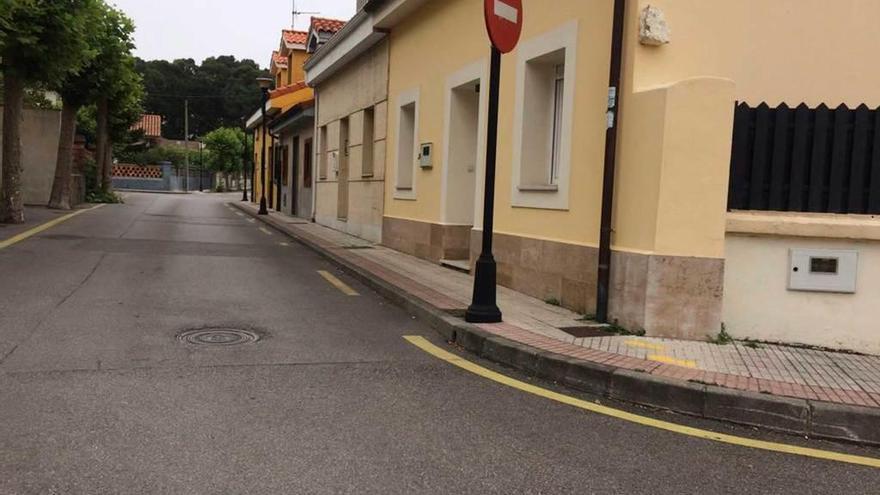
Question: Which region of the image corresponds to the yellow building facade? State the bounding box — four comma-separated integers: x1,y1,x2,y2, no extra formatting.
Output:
355,0,880,348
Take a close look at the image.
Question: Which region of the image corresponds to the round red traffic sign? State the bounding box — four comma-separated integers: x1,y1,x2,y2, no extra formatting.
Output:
484,0,523,54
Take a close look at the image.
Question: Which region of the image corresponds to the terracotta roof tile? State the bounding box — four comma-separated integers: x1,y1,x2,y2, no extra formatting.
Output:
269,81,309,99
131,114,161,138
271,50,288,69
283,29,308,46
310,17,346,34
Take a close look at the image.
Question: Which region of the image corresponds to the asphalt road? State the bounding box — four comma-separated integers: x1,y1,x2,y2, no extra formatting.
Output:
1,192,878,494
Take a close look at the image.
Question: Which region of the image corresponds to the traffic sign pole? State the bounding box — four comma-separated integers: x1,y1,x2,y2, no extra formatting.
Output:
465,46,503,324
467,0,522,323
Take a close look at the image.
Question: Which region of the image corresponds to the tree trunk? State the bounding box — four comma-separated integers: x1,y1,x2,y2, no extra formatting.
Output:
103,137,113,193
1,72,25,224
95,97,109,192
48,101,79,210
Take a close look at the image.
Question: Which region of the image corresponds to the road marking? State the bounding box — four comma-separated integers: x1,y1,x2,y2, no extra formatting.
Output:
279,242,290,247
403,335,880,469
0,204,105,250
625,340,665,351
648,354,698,368
247,218,256,223
258,227,273,236
235,212,244,217
318,270,359,296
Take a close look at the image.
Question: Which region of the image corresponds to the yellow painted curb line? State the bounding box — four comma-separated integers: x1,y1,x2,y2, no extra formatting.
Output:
0,204,105,250
404,335,880,469
318,270,359,296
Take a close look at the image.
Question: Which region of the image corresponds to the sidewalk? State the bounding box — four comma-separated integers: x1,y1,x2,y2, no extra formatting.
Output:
233,201,880,444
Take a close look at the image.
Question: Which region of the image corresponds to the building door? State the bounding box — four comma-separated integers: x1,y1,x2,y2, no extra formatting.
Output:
337,117,350,220
444,79,481,256
290,137,300,216
303,138,313,218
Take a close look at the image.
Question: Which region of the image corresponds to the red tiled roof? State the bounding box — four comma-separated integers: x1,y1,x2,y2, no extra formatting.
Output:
310,17,346,34
271,50,288,69
269,81,309,99
283,29,308,46
131,114,161,138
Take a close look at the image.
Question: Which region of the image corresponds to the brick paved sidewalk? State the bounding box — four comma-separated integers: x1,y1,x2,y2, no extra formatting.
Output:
239,202,880,409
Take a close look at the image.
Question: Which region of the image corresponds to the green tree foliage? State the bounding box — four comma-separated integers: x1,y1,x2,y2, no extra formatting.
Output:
0,0,98,222
135,56,269,139
203,127,245,174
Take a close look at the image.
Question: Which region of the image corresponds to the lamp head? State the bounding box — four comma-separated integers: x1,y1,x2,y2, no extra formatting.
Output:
256,77,274,91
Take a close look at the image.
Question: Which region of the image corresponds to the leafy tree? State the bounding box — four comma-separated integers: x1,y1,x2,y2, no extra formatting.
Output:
47,0,104,209
203,127,245,190
0,0,96,223
135,57,269,139
90,5,138,194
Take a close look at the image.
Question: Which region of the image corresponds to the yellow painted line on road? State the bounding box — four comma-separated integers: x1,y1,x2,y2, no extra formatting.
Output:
258,227,273,236
625,340,665,351
0,204,105,250
318,270,359,296
235,212,245,217
279,241,291,247
647,354,698,369
403,335,880,469
247,218,256,223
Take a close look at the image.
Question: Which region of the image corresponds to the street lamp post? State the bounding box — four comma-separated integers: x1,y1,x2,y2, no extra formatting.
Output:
241,123,249,202
257,77,273,215
198,139,204,192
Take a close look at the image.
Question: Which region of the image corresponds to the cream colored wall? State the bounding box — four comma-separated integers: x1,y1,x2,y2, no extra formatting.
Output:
385,0,880,259
385,0,614,247
724,234,880,354
314,39,389,243
631,0,880,107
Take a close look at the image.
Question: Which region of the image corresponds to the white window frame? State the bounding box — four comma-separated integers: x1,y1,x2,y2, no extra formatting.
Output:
394,87,419,200
511,20,578,210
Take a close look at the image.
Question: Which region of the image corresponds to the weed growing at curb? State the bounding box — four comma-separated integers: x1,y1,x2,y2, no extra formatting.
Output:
709,324,735,345
544,297,561,307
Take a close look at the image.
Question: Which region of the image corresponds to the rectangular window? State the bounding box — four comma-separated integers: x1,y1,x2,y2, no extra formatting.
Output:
362,107,375,177
303,138,313,188
319,125,328,179
519,48,566,188
550,63,564,185
396,102,416,190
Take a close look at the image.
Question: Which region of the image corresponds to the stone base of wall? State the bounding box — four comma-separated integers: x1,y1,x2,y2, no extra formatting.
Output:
382,216,471,262
469,230,724,340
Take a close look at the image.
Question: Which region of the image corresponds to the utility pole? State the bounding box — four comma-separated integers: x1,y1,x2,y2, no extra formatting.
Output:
184,99,190,192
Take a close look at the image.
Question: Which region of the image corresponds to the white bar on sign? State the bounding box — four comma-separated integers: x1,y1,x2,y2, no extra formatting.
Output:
494,0,518,24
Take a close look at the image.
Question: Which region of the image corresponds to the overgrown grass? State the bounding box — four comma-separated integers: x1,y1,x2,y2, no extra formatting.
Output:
86,190,124,204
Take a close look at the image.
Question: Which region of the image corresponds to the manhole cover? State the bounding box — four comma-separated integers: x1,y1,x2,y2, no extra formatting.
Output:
177,328,260,346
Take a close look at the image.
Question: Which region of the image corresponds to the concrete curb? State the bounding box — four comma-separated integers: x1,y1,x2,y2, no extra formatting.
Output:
231,202,880,447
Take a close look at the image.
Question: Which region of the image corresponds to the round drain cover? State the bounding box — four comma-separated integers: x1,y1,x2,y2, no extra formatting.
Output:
177,328,260,346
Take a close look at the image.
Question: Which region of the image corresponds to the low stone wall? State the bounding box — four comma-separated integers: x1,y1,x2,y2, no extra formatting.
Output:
112,162,214,192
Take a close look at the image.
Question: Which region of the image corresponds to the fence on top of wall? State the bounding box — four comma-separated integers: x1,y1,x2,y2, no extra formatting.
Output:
727,102,880,215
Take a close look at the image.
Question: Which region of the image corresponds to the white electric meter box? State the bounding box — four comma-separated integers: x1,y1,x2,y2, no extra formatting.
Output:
788,248,858,294
419,143,433,168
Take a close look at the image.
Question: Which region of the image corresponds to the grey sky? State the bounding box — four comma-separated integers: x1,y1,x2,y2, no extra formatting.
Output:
110,0,356,68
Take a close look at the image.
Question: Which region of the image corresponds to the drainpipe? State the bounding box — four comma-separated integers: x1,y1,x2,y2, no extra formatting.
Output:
311,89,319,222
596,0,626,323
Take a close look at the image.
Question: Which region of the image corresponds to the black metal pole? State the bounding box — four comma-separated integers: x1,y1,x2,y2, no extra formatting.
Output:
199,140,204,192
242,127,249,201
258,88,269,215
465,46,503,324
596,0,627,323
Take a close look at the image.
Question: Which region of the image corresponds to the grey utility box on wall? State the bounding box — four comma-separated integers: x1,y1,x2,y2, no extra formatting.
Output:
788,248,858,294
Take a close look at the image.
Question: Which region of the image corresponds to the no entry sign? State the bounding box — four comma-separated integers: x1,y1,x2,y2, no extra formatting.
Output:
484,0,523,53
